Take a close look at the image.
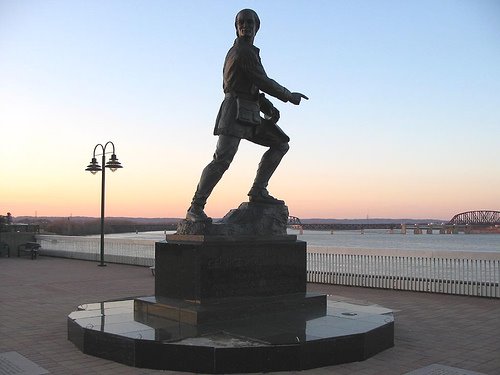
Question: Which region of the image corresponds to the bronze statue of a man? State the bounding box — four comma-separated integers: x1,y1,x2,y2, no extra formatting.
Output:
186,9,308,222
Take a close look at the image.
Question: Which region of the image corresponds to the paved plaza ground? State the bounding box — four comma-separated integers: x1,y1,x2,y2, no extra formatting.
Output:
1,256,499,375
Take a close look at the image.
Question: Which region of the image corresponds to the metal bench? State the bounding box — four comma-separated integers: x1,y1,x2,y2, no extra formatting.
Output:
0,242,9,257
18,242,41,259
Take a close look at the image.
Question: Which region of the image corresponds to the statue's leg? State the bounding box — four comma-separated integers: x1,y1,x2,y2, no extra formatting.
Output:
187,135,240,221
248,142,289,204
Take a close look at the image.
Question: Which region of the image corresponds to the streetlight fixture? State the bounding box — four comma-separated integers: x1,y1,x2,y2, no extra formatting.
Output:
85,141,123,266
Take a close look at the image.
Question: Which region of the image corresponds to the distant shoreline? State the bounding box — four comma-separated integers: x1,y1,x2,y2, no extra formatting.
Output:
14,216,446,224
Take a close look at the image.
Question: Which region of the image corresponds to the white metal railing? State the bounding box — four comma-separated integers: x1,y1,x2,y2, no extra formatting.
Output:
35,235,500,298
307,247,500,298
36,235,155,267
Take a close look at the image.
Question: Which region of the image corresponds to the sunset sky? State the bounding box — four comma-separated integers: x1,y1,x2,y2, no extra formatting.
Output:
1,0,499,220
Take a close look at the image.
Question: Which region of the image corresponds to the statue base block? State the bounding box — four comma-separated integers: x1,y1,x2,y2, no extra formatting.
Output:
155,237,306,301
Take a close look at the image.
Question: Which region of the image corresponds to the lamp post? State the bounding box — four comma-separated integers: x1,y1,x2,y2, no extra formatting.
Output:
85,141,123,266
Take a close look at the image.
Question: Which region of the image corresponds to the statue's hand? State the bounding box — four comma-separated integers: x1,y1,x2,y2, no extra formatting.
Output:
270,107,280,122
289,92,309,105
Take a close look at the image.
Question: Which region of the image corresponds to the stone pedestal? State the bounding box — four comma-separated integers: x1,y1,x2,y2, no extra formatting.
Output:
155,236,306,301
134,235,325,326
147,202,325,327
67,201,394,372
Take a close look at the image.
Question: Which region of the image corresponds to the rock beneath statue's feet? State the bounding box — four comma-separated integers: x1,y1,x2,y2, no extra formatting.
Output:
248,190,284,205
186,205,212,223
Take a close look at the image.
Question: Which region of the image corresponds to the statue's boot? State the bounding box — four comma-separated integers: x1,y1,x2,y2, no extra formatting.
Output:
248,188,284,205
248,144,288,205
186,203,212,223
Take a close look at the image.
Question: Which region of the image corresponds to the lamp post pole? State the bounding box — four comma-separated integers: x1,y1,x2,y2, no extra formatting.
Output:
85,141,123,267
99,149,106,266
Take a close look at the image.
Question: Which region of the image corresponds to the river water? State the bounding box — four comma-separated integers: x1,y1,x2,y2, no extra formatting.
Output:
94,229,500,253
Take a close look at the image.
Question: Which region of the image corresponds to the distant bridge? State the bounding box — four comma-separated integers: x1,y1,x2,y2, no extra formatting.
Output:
287,216,401,231
288,210,500,232
446,211,500,226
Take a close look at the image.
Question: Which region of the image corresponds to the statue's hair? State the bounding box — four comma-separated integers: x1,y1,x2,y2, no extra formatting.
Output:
235,9,260,37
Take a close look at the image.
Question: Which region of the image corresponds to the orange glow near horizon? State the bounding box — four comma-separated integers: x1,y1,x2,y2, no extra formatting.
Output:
2,153,499,220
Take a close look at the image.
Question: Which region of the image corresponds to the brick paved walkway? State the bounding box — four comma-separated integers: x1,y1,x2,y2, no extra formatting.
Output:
1,256,498,375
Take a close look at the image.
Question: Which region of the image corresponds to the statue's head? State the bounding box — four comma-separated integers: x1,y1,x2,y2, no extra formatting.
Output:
235,9,260,39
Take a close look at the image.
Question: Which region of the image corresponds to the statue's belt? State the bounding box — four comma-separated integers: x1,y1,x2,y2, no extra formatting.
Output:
224,92,258,102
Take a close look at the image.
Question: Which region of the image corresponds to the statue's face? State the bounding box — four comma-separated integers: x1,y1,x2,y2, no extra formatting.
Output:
236,11,257,40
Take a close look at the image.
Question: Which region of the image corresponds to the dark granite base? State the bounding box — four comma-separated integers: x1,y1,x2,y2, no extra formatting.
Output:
155,238,307,301
135,292,326,325
68,297,394,373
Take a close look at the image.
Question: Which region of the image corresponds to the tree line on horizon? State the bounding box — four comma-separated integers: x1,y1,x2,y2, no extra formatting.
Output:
11,216,178,235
